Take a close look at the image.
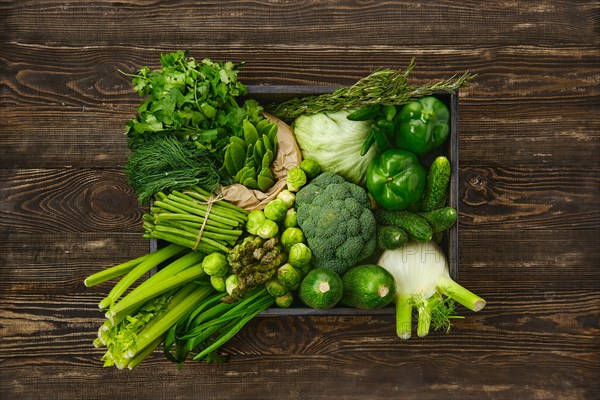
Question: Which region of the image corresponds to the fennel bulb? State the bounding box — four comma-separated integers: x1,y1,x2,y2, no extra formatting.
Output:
378,241,486,339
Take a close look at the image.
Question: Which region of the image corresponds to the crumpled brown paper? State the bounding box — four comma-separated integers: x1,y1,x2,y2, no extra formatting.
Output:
219,113,302,210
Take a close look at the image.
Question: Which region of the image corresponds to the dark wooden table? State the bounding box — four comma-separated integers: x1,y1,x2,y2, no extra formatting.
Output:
1,1,598,399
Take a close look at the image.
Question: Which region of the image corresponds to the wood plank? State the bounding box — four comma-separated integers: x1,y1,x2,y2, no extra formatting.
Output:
0,290,597,399
2,1,597,48
2,43,598,168
1,166,597,235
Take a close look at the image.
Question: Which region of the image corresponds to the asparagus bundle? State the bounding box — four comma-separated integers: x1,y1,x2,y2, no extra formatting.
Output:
143,185,248,253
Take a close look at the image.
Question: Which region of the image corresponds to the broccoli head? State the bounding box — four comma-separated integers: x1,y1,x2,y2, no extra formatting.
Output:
295,172,377,274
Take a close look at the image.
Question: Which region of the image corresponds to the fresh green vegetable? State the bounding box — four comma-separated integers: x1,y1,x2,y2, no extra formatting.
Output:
283,208,298,228
340,264,395,309
295,172,377,275
346,104,382,121
394,96,450,157
257,219,279,239
299,159,321,180
275,293,294,308
264,198,288,222
277,190,296,208
299,268,344,310
366,149,427,211
288,242,312,270
276,263,302,289
421,156,451,212
163,287,275,365
143,186,248,253
202,252,229,277
222,117,279,192
378,241,486,339
286,167,307,192
125,135,222,205
121,51,268,203
374,209,433,242
226,236,287,300
265,278,289,297
210,275,226,292
292,110,377,186
376,225,409,250
420,207,457,233
246,210,266,235
280,227,306,252
268,59,474,121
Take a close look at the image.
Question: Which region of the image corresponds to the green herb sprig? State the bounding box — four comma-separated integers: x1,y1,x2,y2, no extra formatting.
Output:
268,59,475,121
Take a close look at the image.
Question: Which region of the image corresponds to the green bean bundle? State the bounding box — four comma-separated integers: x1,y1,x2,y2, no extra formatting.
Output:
143,185,248,253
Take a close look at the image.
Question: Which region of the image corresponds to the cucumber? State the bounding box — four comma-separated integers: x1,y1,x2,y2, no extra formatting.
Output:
422,156,451,212
346,104,382,121
299,268,343,310
420,207,457,233
377,225,408,250
374,209,433,242
340,264,395,309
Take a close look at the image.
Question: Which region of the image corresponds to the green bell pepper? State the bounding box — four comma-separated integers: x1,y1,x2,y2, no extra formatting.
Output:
366,149,427,210
394,96,450,157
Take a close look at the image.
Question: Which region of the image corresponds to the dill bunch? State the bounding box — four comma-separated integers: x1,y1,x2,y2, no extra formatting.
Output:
268,59,475,121
125,134,222,205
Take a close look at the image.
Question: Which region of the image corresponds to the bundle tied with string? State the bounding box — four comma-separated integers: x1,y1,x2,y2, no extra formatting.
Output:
185,191,223,252
219,113,303,210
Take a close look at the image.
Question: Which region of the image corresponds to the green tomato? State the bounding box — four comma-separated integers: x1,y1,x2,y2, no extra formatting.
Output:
202,252,229,276
263,198,288,222
366,149,426,210
288,242,312,269
286,167,307,192
246,210,266,235
280,227,305,252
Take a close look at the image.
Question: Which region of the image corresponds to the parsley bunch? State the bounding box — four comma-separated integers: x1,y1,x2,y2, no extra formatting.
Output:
121,51,264,204
124,50,261,150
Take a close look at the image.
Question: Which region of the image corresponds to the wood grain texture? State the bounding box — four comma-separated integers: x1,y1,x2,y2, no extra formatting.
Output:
1,0,599,399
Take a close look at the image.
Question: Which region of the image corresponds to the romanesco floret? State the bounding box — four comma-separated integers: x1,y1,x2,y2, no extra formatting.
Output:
295,172,377,274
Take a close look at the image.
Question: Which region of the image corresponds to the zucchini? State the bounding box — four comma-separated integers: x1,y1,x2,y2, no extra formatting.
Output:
420,207,457,233
340,264,395,309
377,225,408,250
422,156,451,212
374,209,433,242
346,104,382,121
299,268,343,310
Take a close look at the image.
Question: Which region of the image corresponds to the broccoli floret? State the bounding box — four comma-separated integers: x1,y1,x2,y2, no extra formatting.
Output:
295,172,377,274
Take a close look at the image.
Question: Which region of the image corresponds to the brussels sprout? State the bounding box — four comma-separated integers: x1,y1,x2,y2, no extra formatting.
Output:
277,190,296,208
225,274,239,296
300,158,321,180
284,208,298,228
263,198,288,222
275,292,294,308
286,167,307,192
265,278,289,297
288,243,312,269
297,263,313,277
257,219,279,239
246,210,266,235
280,227,305,252
210,275,227,292
202,252,229,276
276,263,302,289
